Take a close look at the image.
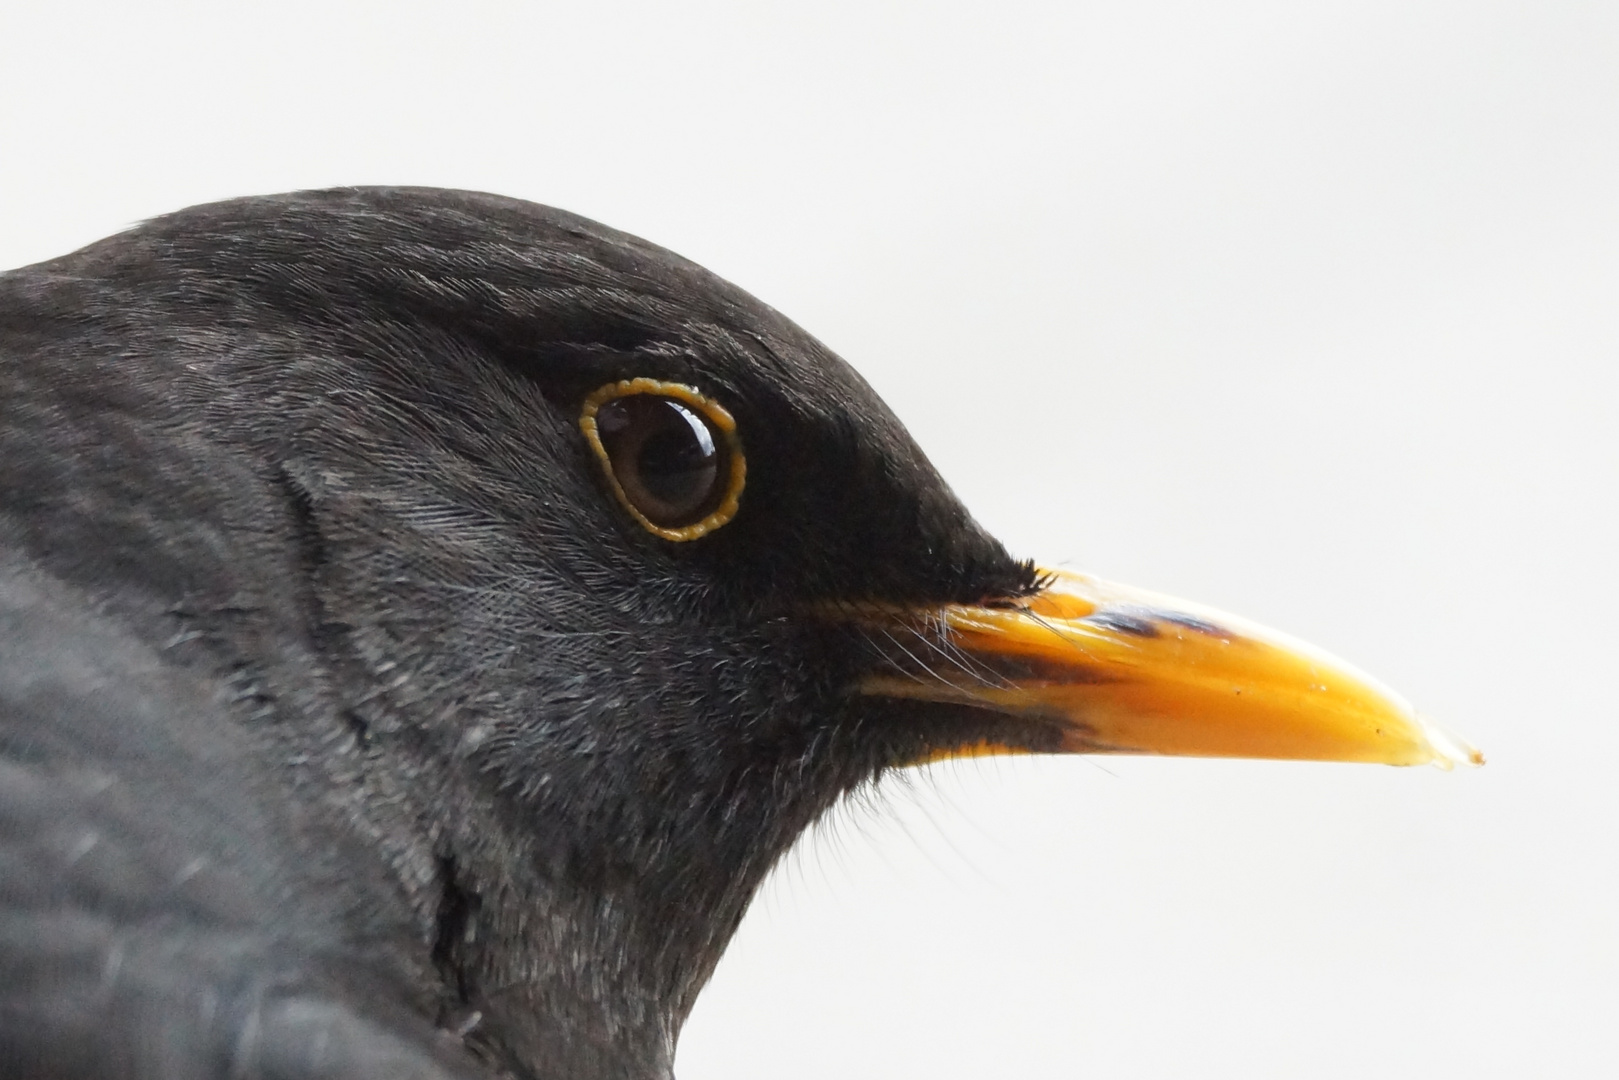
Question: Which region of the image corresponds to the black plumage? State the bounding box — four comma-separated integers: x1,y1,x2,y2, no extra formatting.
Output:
0,188,1042,1079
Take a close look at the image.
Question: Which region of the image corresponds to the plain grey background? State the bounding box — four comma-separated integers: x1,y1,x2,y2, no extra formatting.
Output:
3,2,1613,1077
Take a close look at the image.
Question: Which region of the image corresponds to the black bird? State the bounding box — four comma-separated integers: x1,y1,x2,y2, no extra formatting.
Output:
0,188,1476,1080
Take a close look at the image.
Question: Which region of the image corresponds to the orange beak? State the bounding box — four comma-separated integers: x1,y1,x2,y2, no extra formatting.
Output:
856,568,1481,768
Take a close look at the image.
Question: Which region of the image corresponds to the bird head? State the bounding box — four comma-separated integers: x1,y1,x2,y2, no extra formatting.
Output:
36,187,1476,1076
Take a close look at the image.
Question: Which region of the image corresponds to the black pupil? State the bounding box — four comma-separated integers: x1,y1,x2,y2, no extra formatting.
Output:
597,395,722,526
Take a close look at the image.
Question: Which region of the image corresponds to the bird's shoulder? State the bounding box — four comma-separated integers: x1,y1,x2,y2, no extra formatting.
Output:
0,560,489,1079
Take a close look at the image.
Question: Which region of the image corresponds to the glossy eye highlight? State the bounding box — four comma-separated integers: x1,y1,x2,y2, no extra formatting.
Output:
580,379,745,540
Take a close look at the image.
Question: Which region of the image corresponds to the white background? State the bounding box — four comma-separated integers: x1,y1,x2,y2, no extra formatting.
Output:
3,3,1614,1077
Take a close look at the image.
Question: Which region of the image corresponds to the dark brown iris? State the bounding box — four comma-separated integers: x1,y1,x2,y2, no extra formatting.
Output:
595,394,727,528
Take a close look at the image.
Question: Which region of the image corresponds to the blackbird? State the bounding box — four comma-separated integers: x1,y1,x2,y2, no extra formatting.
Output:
0,188,1476,1080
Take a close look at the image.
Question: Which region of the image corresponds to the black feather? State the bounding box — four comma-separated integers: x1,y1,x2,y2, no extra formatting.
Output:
0,188,1035,1079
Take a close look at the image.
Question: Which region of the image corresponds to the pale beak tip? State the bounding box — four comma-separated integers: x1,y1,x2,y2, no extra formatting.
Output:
1416,713,1485,770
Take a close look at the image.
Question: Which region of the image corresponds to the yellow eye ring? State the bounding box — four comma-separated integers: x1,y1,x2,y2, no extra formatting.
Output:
579,378,746,541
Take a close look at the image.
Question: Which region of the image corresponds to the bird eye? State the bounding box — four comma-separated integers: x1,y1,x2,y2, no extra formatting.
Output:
579,379,745,541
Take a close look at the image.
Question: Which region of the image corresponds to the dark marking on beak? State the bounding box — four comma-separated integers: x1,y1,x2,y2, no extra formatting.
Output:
1152,611,1231,638
1084,610,1161,638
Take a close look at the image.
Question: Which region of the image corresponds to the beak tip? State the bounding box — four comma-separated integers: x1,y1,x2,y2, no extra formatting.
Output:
1415,713,1485,770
